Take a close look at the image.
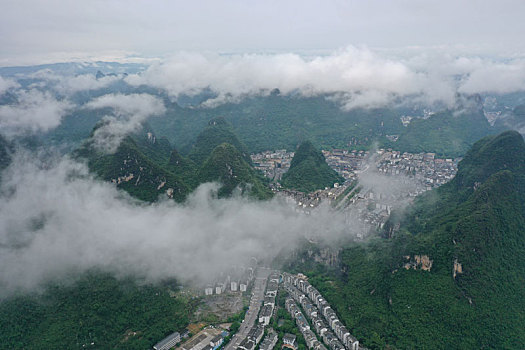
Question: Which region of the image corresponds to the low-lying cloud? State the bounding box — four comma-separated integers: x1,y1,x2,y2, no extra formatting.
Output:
0,152,353,297
0,76,20,95
123,48,525,109
0,89,72,135
84,93,166,153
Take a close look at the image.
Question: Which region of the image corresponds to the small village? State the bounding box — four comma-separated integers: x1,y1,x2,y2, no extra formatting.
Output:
153,269,366,350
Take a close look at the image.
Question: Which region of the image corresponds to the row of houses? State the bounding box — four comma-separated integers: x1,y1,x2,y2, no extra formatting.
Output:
283,273,360,350
285,297,328,350
259,271,280,325
237,271,281,350
259,329,279,350
237,325,265,350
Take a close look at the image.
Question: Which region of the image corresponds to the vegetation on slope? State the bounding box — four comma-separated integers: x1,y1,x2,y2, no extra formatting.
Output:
301,131,525,349
187,117,251,165
197,143,273,199
75,132,190,203
76,119,273,202
281,141,344,192
394,97,494,157
0,272,193,350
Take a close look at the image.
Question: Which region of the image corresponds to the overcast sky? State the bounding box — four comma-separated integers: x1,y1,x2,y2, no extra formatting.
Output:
1,0,525,65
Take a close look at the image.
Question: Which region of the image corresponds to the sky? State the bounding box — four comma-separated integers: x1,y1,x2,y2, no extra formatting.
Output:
1,0,525,65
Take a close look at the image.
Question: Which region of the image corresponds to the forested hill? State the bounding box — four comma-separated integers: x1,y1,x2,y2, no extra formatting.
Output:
281,141,344,192
304,131,525,349
187,117,251,165
75,120,272,202
197,143,273,199
75,132,190,202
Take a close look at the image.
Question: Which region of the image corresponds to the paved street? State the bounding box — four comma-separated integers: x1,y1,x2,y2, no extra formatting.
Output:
224,267,271,350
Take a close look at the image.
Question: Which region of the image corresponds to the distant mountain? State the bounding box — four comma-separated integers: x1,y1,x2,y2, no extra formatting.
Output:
187,117,251,165
494,104,525,135
197,143,272,199
305,131,525,349
281,141,344,192
75,127,189,202
394,94,494,157
150,95,406,154
166,149,198,188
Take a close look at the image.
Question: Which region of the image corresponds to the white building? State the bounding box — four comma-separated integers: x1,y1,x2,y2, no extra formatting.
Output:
153,332,181,350
231,281,238,292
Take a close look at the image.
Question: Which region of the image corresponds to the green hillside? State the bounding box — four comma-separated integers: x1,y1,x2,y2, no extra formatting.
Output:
76,120,272,201
0,272,193,350
75,131,190,203
302,131,525,349
197,143,273,199
394,98,494,157
187,117,251,165
166,149,199,188
281,141,344,192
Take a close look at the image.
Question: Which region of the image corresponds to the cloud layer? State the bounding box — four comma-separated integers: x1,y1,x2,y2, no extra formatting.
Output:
84,93,166,153
0,153,351,297
124,49,525,109
0,89,72,134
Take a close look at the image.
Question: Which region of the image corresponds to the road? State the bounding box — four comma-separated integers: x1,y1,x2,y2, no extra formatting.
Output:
224,267,271,350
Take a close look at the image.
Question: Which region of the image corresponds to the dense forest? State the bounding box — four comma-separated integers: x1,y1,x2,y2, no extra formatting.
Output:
0,272,194,350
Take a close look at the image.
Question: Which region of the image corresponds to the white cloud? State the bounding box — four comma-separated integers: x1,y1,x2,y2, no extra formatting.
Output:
0,76,20,95
84,93,166,153
458,58,525,94
0,153,352,296
125,48,449,109
21,69,122,95
124,49,525,109
55,74,121,94
0,89,72,134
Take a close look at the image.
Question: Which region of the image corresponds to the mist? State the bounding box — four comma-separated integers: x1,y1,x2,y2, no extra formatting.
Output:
0,151,354,298
84,93,166,153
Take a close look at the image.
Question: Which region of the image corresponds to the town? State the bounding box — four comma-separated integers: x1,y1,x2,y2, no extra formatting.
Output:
153,269,367,350
251,148,459,234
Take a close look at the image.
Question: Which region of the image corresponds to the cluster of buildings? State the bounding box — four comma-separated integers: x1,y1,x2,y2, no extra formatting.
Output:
251,150,294,181
283,273,362,350
374,149,458,191
253,147,458,193
204,266,255,296
322,149,367,181
260,329,279,350
252,147,458,238
285,297,327,350
236,325,265,350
